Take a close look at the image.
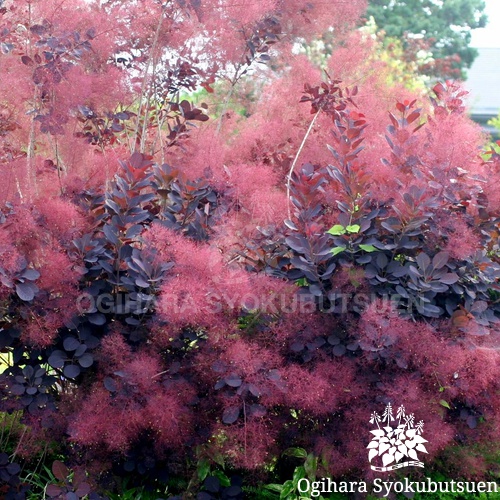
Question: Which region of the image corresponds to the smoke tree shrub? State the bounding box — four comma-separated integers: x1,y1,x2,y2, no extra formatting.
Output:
2,0,500,497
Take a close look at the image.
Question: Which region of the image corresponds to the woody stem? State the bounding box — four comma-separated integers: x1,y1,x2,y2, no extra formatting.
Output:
286,110,320,219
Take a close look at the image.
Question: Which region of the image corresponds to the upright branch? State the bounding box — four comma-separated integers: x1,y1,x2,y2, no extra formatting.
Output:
217,15,282,134
286,112,320,218
132,4,166,153
287,77,358,218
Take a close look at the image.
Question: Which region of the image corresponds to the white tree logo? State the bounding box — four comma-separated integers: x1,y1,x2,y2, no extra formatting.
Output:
367,403,428,472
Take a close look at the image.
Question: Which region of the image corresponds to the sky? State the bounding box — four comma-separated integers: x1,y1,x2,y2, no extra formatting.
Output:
470,0,500,47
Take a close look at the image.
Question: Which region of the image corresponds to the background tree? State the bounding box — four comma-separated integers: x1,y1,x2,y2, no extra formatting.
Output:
365,0,488,79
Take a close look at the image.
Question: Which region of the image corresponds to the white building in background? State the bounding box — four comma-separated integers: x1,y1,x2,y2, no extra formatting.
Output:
466,47,500,138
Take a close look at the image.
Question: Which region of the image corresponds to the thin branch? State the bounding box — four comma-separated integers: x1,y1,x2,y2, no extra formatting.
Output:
132,6,166,152
53,135,66,195
286,111,320,219
216,73,238,134
25,3,36,200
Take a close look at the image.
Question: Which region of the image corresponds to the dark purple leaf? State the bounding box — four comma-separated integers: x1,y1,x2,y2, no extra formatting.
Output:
466,415,477,429
104,377,117,392
63,337,80,351
381,221,398,233
103,223,119,245
6,462,21,475
375,253,387,269
21,55,34,66
63,364,81,379
214,379,226,390
88,313,106,325
249,404,266,417
308,337,326,349
30,24,47,36
440,273,459,285
421,304,442,317
204,476,220,493
48,351,66,369
78,353,93,368
10,384,25,396
135,277,150,288
285,235,308,253
225,375,242,388
248,384,261,397
416,252,431,270
198,493,213,500
332,344,346,357
432,251,449,269
46,484,63,497
212,361,226,373
222,405,240,424
226,485,242,497
74,344,87,357
470,300,488,313
21,268,40,280
75,482,91,497
15,282,36,301
52,460,68,481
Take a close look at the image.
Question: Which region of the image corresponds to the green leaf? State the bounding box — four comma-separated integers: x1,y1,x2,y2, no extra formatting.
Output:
330,246,346,256
292,466,306,488
212,469,231,487
295,278,309,287
197,458,210,481
439,399,451,409
345,224,361,233
283,447,307,459
359,244,377,252
211,451,225,467
304,453,317,478
265,484,284,493
280,480,295,499
326,224,345,236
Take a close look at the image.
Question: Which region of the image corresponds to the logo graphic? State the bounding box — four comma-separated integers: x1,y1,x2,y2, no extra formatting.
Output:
368,403,428,472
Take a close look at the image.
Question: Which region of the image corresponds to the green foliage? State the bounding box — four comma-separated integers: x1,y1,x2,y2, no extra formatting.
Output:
488,115,500,135
237,309,262,332
24,464,56,500
182,79,257,120
0,410,25,455
366,0,487,79
106,483,170,500
264,448,323,500
359,18,430,91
